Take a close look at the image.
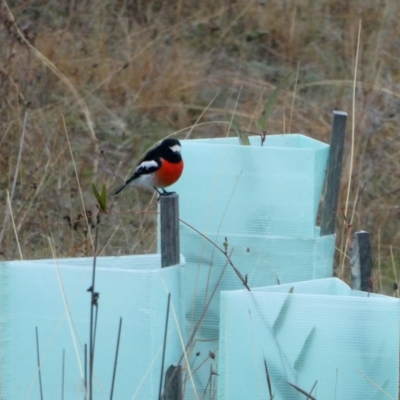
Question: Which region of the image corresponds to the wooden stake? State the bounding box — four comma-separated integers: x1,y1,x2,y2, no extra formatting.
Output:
350,231,372,292
320,111,347,236
160,194,180,268
164,365,183,400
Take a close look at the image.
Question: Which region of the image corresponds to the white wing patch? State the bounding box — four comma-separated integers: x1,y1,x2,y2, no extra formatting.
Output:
169,144,181,153
135,159,158,173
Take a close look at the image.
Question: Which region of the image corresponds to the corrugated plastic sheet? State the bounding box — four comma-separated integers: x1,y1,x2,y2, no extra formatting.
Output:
180,228,335,397
0,255,184,399
169,135,329,239
182,228,335,337
218,278,399,400
162,134,333,397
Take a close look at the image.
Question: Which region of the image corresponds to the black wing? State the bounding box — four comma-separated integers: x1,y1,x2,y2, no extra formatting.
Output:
113,145,163,196
126,157,161,183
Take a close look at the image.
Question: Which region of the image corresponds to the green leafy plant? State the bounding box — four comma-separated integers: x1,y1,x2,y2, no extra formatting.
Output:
256,72,293,144
232,119,250,145
92,183,107,213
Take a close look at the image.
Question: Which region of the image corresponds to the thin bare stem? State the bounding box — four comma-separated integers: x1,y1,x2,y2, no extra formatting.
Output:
228,85,242,137
184,93,219,139
61,349,65,400
63,115,94,250
6,190,23,259
378,229,382,293
0,111,28,246
288,61,300,133
345,19,362,220
179,218,250,291
2,2,98,145
357,370,395,400
36,327,44,400
390,245,399,298
84,344,88,400
247,87,266,133
159,293,171,400
110,318,123,400
340,19,362,276
89,228,99,399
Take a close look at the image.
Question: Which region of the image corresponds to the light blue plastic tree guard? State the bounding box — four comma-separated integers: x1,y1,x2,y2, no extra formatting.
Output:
165,134,334,397
171,134,329,238
179,227,335,398
219,278,399,400
0,255,185,399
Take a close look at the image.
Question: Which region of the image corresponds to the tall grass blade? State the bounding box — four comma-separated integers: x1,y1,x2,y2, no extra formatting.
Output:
263,357,274,399
232,120,250,145
92,183,108,212
272,287,294,335
256,72,292,132
294,327,316,372
287,381,317,400
308,380,318,396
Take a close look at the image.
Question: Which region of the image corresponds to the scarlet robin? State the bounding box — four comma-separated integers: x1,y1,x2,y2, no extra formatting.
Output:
113,138,184,196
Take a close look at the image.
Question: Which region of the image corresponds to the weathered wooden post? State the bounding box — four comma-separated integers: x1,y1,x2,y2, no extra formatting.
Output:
160,193,180,268
320,111,347,236
164,365,183,400
159,194,182,400
350,231,373,292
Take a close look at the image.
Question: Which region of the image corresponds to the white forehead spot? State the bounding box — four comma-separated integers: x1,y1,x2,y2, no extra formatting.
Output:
170,144,181,153
136,160,158,172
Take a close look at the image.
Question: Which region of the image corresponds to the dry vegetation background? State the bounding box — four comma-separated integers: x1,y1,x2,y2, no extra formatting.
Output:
1,0,399,293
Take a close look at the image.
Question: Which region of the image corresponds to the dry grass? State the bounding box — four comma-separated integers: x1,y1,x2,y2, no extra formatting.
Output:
1,0,400,293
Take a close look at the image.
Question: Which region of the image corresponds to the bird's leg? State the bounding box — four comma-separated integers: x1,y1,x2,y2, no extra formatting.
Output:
154,187,176,198
154,186,162,202
154,186,162,195
161,188,176,196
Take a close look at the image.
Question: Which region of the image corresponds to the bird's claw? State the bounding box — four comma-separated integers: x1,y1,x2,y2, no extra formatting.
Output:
160,190,176,196
155,187,176,201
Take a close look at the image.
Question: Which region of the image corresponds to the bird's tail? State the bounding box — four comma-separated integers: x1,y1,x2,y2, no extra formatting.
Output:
113,183,128,197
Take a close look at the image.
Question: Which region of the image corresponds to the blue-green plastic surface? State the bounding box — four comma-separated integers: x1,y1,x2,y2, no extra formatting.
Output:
179,228,335,398
182,228,335,337
164,134,334,397
219,278,399,400
170,135,329,239
1,134,361,399
0,255,184,399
